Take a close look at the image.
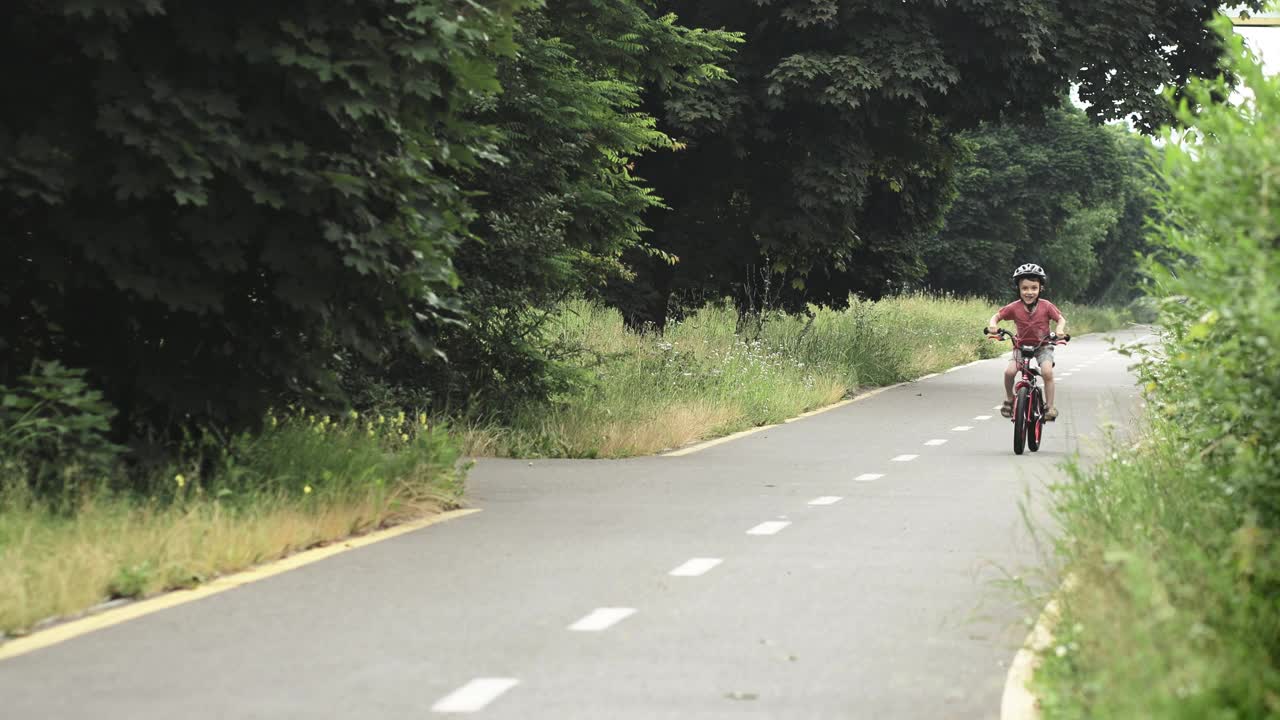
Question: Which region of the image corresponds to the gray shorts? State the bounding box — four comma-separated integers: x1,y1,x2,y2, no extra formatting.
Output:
1012,346,1054,369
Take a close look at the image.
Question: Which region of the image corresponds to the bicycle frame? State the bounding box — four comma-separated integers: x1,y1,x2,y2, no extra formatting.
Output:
989,329,1062,388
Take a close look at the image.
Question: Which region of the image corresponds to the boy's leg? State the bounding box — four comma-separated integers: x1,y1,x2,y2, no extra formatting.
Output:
1002,359,1017,417
1034,346,1058,419
1041,360,1057,420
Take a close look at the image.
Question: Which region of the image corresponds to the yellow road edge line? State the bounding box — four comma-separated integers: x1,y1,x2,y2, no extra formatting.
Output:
0,508,482,663
1000,573,1077,720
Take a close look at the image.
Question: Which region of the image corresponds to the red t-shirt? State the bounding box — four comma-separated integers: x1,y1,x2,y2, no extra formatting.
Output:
996,299,1062,349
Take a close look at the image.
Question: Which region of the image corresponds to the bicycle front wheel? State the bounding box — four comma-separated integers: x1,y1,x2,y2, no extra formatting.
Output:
1013,387,1030,455
1027,386,1044,452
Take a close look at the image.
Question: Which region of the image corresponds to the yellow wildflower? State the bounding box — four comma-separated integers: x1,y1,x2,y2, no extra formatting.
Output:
175,474,186,488
400,433,409,442
303,485,313,495
418,413,428,427
348,409,359,420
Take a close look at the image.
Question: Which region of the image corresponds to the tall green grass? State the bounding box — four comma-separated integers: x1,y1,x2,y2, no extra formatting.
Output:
467,294,1131,458
0,409,461,636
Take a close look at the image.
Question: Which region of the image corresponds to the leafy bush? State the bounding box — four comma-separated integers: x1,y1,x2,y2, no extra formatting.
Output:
0,361,123,495
1037,17,1280,718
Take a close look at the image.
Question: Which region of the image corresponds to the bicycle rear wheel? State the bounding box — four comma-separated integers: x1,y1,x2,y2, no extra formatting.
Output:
1013,387,1030,455
1027,386,1044,452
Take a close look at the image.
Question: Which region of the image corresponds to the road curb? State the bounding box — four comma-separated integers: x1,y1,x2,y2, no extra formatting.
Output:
0,508,481,663
1000,575,1077,720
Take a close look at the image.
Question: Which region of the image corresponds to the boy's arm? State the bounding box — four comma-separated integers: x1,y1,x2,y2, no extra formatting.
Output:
986,312,1002,335
1052,304,1067,337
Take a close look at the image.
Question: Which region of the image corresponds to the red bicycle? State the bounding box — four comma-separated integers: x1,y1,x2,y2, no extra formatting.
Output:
985,328,1070,455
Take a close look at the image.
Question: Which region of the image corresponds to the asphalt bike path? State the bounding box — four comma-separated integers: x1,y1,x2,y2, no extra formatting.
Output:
0,326,1153,719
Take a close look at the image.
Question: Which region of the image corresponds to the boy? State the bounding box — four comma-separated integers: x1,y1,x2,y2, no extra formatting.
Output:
985,263,1067,421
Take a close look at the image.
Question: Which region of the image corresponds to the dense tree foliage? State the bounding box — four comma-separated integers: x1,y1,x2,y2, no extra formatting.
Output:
0,0,1256,457
923,106,1159,303
608,0,1261,324
356,2,739,413
1,0,525,436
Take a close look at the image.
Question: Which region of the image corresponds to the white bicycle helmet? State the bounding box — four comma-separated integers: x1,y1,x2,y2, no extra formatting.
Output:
1012,263,1047,285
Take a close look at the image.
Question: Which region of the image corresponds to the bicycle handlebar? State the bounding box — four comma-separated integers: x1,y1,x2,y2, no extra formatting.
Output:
982,327,1070,345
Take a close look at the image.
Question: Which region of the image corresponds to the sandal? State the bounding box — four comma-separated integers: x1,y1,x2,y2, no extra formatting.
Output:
1000,399,1014,418
1045,407,1059,422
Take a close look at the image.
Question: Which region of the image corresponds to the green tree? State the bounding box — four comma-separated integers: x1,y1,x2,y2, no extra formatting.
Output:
924,106,1157,303
365,1,738,413
924,106,1148,302
609,0,1262,324
1085,131,1163,305
0,1,524,437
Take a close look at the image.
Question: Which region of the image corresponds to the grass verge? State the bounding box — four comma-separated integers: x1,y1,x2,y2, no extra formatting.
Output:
1030,25,1280,718
0,409,462,636
1034,416,1280,719
468,295,1133,458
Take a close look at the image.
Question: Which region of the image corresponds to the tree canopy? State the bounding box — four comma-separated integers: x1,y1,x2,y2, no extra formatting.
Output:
924,105,1160,304
607,0,1261,324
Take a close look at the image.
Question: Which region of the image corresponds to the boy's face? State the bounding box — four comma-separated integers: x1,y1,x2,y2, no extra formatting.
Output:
1019,279,1042,304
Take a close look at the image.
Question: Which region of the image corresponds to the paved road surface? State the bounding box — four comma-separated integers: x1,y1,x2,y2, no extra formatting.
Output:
0,327,1151,719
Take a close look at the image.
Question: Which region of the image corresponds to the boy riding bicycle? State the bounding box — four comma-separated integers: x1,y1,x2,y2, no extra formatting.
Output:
985,263,1068,421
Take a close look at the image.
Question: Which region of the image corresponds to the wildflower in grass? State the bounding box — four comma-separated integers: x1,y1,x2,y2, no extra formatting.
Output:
175,474,186,488
400,433,409,442
377,414,386,425
395,410,406,426
304,485,313,495
419,413,428,428
348,409,359,420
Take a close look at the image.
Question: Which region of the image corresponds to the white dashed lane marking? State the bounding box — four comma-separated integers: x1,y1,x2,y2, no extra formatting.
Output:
808,496,843,506
569,608,636,632
854,473,884,482
669,558,723,577
891,454,919,462
924,439,948,446
974,415,992,421
951,426,973,432
432,678,520,714
747,521,791,536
